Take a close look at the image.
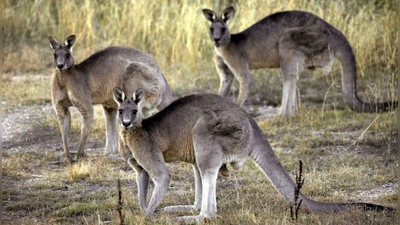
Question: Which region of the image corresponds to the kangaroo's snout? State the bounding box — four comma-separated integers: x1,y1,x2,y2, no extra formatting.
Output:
54,53,72,71
121,121,133,130
213,38,221,47
57,64,64,70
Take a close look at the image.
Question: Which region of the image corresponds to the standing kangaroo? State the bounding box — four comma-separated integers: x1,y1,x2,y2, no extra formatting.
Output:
113,87,394,223
202,7,397,116
48,35,172,164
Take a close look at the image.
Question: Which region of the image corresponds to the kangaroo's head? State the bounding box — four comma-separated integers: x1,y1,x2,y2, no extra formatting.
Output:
113,87,144,131
202,7,235,48
48,35,76,71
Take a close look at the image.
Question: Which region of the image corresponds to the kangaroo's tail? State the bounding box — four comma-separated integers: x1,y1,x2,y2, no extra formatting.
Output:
303,197,395,213
248,122,395,213
331,27,397,113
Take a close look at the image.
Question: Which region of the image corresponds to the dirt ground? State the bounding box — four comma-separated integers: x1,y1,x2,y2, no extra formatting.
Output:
2,75,397,224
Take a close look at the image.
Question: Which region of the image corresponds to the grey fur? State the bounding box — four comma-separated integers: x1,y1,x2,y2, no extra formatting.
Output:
202,7,397,116
48,35,172,164
113,88,393,223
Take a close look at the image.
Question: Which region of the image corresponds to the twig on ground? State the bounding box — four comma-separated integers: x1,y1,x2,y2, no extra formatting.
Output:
118,179,125,225
290,160,305,224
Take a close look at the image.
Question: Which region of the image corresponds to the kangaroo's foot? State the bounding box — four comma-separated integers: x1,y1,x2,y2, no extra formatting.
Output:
156,205,199,214
103,145,118,156
105,153,125,162
171,214,214,224
76,150,85,161
64,154,74,165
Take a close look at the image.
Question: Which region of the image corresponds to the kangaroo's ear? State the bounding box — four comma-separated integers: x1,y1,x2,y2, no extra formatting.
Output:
133,89,144,105
48,36,60,49
202,9,217,23
65,35,76,49
221,7,235,23
113,87,126,104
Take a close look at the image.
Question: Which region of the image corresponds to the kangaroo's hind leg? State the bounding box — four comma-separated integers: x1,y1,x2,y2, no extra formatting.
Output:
278,27,330,116
172,116,223,223
103,106,118,155
278,46,305,116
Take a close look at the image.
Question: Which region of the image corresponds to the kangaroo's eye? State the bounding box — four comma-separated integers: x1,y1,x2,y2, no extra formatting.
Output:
210,27,214,32
118,109,123,115
65,53,70,59
53,54,57,59
132,110,137,115
221,27,226,33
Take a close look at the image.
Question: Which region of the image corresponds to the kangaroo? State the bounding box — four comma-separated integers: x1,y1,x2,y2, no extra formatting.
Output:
48,35,172,164
113,87,394,223
202,7,397,116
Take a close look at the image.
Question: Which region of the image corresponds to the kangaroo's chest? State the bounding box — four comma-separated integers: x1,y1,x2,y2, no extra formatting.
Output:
52,74,73,107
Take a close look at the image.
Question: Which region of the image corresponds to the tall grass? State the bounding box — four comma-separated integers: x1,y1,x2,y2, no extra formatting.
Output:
3,0,397,96
2,1,397,224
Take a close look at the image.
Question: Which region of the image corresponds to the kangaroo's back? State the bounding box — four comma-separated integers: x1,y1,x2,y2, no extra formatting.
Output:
145,94,250,130
78,46,159,74
73,46,170,109
231,10,334,69
142,94,252,162
77,47,163,88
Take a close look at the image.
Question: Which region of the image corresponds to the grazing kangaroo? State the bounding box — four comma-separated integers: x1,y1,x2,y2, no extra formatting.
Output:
113,87,394,223
48,35,172,164
202,7,398,116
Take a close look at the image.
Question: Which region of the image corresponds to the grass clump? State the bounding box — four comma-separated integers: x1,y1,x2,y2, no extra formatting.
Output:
54,202,114,217
3,0,397,100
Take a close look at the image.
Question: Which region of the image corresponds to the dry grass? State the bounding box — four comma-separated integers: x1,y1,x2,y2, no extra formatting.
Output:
3,0,397,97
2,75,397,224
2,0,398,224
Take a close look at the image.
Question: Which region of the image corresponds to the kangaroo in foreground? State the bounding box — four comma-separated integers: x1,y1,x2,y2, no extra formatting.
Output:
113,87,394,223
202,7,397,116
48,35,172,164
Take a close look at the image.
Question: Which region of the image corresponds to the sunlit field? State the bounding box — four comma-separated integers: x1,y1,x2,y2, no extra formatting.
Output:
2,0,397,224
